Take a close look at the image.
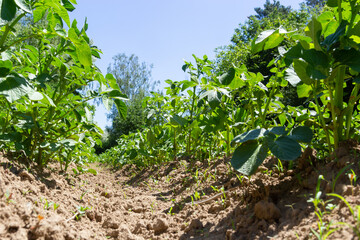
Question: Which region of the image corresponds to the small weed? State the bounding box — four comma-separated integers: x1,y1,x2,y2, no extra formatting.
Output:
328,193,360,237
43,198,54,210
4,192,14,204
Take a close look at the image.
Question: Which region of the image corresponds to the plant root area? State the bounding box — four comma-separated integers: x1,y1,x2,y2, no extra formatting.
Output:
0,144,360,239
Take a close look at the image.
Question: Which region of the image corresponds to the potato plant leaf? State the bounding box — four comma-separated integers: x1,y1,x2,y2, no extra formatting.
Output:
285,67,301,87
114,99,127,119
252,29,285,54
0,75,32,103
269,136,301,161
288,126,313,143
14,0,31,13
232,128,267,144
171,114,187,127
0,0,17,22
293,59,314,85
219,67,235,85
0,59,12,77
231,141,268,176
333,49,360,72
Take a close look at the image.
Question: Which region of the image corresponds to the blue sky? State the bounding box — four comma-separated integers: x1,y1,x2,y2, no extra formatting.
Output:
69,0,305,130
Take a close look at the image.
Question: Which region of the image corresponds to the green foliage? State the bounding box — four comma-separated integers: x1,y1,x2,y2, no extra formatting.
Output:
0,0,127,169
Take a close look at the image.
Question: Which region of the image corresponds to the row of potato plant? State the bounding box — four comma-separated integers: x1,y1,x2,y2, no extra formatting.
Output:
102,0,360,177
0,0,127,170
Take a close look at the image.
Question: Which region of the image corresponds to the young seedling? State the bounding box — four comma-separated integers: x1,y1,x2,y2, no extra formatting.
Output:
4,191,13,204
43,198,54,210
328,193,360,237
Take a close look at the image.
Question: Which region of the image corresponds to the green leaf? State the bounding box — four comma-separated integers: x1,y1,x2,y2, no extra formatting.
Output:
102,94,113,111
181,80,197,91
171,114,187,126
297,83,312,98
231,141,268,176
252,29,285,54
293,59,314,85
334,49,360,72
269,136,301,161
108,89,128,101
114,99,127,119
76,40,92,67
106,73,120,90
73,109,82,122
84,106,92,122
28,90,43,101
285,67,301,87
327,0,337,7
0,60,12,77
305,17,322,51
61,0,75,12
207,90,221,109
0,75,32,102
0,0,16,21
322,20,347,51
219,68,235,85
14,0,31,13
267,126,286,135
288,126,313,143
232,128,266,144
33,5,46,22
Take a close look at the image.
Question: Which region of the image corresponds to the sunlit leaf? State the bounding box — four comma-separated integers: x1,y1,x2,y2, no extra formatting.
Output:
269,136,301,161
231,141,268,176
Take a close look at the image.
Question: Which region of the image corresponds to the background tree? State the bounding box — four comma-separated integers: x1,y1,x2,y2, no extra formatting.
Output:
214,1,321,106
98,53,157,152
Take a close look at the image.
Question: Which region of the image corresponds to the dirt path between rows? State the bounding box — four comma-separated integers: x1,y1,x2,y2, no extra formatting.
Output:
0,147,359,239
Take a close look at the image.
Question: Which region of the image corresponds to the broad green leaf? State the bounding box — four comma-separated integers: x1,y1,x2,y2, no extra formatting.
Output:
322,20,347,51
252,29,285,53
171,114,187,126
33,5,46,22
0,59,12,77
61,0,75,12
28,90,43,101
41,92,55,106
76,40,92,67
14,0,31,13
297,83,312,98
0,0,16,21
267,126,286,135
289,126,313,143
232,128,266,144
219,68,235,85
285,67,301,87
108,89,128,101
0,75,32,102
106,73,120,90
207,90,221,109
114,99,127,119
334,49,360,72
293,59,314,85
269,136,301,161
305,17,322,51
327,0,337,7
84,106,92,122
231,141,268,176
181,80,197,91
73,109,82,122
102,94,113,111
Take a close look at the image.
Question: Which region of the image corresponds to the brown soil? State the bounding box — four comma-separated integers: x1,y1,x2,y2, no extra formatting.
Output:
0,143,359,240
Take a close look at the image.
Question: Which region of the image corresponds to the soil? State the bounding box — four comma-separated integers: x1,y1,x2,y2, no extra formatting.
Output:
0,142,360,240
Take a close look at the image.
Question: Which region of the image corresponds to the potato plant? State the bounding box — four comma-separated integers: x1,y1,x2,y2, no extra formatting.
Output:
0,0,127,169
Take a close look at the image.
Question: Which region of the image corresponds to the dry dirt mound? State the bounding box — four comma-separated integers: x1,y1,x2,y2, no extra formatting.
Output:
0,146,359,240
